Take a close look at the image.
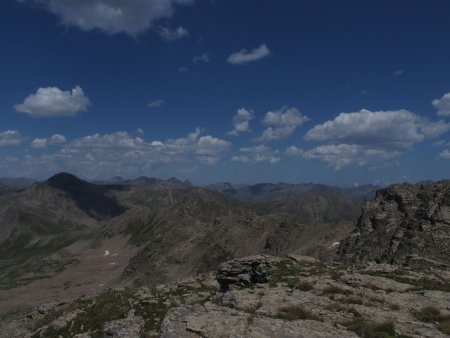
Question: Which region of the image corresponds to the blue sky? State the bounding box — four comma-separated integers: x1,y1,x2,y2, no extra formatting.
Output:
1,0,450,185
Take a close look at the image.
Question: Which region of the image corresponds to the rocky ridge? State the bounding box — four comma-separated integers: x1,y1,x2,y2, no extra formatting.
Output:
2,255,449,337
339,180,450,267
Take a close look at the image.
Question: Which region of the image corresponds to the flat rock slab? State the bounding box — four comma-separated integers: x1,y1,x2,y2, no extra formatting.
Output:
160,304,357,338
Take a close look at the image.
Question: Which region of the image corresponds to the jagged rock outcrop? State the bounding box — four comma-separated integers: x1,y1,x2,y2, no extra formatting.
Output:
338,181,450,267
216,255,281,291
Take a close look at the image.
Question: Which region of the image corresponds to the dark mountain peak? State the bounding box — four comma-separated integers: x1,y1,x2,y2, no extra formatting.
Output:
45,172,127,220
47,172,86,188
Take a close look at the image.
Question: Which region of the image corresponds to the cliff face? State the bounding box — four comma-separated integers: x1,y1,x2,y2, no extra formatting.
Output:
339,181,450,266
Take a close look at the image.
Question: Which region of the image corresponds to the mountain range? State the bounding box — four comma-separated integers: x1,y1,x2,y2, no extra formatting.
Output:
0,172,367,313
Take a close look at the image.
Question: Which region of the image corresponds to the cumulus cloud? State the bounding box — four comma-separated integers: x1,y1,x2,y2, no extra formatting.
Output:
284,146,303,156
303,109,450,169
432,92,450,117
259,106,310,142
30,138,48,149
195,136,231,164
303,144,401,170
193,53,210,63
148,99,164,108
49,134,67,145
305,109,449,149
439,149,450,159
31,134,67,149
231,145,280,164
227,44,271,65
229,108,253,136
0,130,23,147
18,0,195,36
158,26,189,41
3,128,230,178
14,86,90,118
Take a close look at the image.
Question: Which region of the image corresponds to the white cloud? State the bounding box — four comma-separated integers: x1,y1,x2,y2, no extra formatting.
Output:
14,86,90,118
284,146,303,156
158,26,189,41
228,108,253,136
432,92,450,117
148,99,164,108
439,149,450,159
303,109,450,169
31,134,67,149
303,144,401,170
195,136,231,164
259,106,310,142
227,44,271,65
0,130,23,147
18,0,195,36
3,128,230,178
393,70,404,76
305,109,448,150
178,66,189,72
193,53,210,63
49,134,67,145
31,138,48,149
231,145,280,164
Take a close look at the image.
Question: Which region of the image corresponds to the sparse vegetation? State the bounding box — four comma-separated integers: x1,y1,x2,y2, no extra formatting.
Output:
277,305,322,322
341,296,363,305
287,279,314,291
345,318,396,338
322,284,353,296
363,271,450,292
414,306,450,334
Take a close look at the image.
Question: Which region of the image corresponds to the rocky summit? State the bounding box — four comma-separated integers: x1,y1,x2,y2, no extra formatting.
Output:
1,254,449,337
339,180,450,267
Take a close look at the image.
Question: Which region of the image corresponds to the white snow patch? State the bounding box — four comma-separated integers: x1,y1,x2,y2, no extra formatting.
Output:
103,250,110,256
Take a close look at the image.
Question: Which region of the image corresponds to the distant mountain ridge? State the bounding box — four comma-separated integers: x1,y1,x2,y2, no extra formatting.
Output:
0,177,36,189
95,176,192,189
0,172,362,310
206,181,379,203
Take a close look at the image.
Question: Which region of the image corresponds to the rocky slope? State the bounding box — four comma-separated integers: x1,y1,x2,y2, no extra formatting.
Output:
1,255,449,337
339,180,450,267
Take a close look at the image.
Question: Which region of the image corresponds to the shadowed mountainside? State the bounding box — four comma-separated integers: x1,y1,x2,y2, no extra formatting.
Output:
47,172,128,220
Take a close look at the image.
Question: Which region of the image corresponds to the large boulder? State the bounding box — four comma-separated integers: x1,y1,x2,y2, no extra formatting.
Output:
216,255,282,291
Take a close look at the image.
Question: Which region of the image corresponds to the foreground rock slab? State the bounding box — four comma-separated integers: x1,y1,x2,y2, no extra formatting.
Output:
1,255,450,337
